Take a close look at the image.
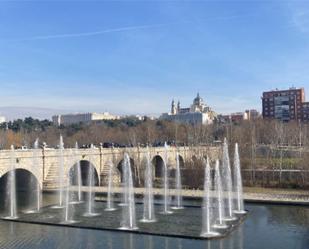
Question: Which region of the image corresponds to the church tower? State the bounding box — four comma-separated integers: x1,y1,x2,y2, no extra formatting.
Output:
171,99,177,115
177,101,181,113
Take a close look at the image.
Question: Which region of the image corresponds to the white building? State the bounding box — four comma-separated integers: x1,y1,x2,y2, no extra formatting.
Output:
122,115,157,121
160,93,216,125
52,112,118,126
0,116,6,124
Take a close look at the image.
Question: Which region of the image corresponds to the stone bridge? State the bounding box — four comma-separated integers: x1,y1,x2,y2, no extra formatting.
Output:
0,146,220,190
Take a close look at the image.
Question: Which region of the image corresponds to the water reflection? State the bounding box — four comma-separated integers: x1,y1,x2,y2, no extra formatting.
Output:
144,236,153,249
108,232,114,249
0,217,306,249
267,205,309,227
177,238,183,249
164,237,169,249
231,226,243,249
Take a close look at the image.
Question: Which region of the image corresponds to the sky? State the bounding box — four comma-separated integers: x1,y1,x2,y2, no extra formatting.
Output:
1,0,309,119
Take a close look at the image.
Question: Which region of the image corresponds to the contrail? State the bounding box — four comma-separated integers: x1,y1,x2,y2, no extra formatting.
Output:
4,23,167,42
2,13,259,42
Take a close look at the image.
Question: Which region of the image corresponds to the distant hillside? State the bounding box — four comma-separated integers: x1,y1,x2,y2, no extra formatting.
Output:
0,106,72,121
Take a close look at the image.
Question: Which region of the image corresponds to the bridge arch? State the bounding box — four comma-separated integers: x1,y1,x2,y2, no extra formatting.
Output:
177,154,185,168
0,160,42,188
192,155,199,163
116,156,136,185
152,155,165,178
68,160,99,186
0,169,40,210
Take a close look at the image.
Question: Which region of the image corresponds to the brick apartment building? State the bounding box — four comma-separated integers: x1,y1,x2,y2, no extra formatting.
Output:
302,102,309,122
262,87,309,122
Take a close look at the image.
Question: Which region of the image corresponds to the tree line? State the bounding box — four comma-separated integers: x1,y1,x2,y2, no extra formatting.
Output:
0,116,308,188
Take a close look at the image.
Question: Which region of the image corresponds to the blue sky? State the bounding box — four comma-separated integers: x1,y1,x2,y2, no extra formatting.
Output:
1,0,309,118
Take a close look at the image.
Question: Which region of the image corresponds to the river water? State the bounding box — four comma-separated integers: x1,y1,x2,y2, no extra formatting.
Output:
0,193,308,249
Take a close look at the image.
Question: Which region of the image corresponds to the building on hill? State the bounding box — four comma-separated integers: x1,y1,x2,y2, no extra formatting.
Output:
160,93,217,125
52,112,118,126
0,116,6,124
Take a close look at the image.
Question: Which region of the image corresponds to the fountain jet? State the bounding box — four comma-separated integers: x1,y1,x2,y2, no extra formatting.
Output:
222,138,236,220
201,158,220,237
213,160,228,229
4,145,18,219
233,143,246,214
172,152,183,210
120,153,138,230
54,135,65,209
119,156,129,207
161,142,172,214
33,139,42,212
83,145,100,217
25,139,41,213
75,142,82,203
62,170,78,224
141,148,156,222
105,160,116,211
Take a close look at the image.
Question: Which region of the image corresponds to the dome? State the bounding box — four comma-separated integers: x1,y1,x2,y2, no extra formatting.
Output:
193,93,203,105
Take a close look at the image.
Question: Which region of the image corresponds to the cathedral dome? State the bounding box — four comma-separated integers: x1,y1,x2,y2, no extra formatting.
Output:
193,93,203,105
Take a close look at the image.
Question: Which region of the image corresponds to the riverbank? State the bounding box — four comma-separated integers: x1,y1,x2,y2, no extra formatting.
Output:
242,187,309,205
45,186,309,206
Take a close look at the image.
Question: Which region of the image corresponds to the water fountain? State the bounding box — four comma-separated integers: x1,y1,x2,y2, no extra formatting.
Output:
64,184,70,222
75,142,82,203
83,145,100,217
4,145,18,219
52,135,65,209
213,160,228,229
62,170,78,224
119,157,129,207
120,153,138,230
161,142,172,214
0,140,248,240
140,148,156,222
34,139,42,212
222,138,236,220
172,152,183,210
25,139,41,213
105,160,116,211
233,143,246,214
201,158,220,237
